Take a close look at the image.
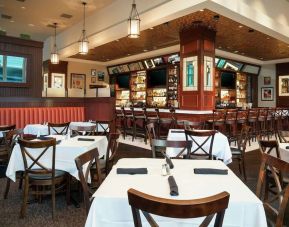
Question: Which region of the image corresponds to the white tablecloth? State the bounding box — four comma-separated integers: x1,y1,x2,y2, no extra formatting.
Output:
6,135,108,182
86,158,266,227
166,129,232,164
23,122,108,136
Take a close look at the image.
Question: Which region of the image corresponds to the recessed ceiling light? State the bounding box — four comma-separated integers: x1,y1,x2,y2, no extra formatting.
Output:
226,46,230,49
127,53,131,56
21,6,26,9
143,49,148,52
234,50,239,53
106,59,110,61
10,20,14,23
28,23,35,27
266,37,270,40
241,52,245,55
238,25,243,28
115,39,119,42
199,9,204,12
149,27,154,30
260,57,263,60
218,46,222,49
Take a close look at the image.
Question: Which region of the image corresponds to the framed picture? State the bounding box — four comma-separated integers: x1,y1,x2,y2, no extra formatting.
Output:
261,87,274,101
204,56,213,91
51,73,65,88
97,71,105,81
279,75,289,96
71,73,86,89
182,56,198,91
43,73,48,90
91,69,97,76
264,77,271,85
91,76,97,84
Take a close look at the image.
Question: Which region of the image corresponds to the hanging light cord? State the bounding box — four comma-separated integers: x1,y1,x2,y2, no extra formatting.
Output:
54,23,57,51
82,2,86,33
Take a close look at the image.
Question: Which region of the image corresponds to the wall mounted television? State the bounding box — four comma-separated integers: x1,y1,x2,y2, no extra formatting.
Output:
117,74,130,89
147,68,167,87
221,72,236,89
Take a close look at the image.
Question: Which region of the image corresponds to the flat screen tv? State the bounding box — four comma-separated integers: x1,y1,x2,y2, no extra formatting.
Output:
221,72,236,89
148,68,167,87
117,74,130,89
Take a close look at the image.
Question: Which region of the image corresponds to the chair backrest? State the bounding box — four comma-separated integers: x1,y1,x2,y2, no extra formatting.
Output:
225,109,237,122
70,125,96,136
75,148,102,215
146,123,157,146
183,121,204,130
151,139,192,158
184,130,217,160
236,109,248,121
105,132,120,175
18,138,56,176
256,153,289,227
277,130,289,143
5,128,24,155
128,188,230,227
257,137,280,158
94,121,111,136
0,124,16,144
236,125,250,151
48,122,70,135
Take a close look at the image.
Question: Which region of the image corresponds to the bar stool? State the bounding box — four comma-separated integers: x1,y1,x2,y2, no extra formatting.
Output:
115,108,124,137
257,108,268,139
130,107,147,143
122,106,134,139
158,107,176,139
247,108,258,143
206,109,226,133
265,108,275,140
224,109,237,144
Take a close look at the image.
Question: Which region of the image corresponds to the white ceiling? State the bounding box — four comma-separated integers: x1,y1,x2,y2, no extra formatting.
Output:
0,0,115,41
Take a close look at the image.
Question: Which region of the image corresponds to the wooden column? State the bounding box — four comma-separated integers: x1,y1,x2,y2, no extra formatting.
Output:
179,26,216,110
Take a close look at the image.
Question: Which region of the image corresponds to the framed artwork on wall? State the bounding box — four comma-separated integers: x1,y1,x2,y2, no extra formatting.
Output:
97,71,105,81
264,77,271,85
279,75,289,96
43,73,48,90
71,73,86,89
182,56,198,91
204,56,213,91
261,87,274,101
51,73,65,88
91,76,97,84
91,69,97,76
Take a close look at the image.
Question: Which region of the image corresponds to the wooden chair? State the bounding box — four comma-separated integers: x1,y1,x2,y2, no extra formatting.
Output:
3,129,24,199
277,130,289,143
103,132,120,175
75,148,102,215
146,123,157,147
184,129,217,160
94,120,111,137
230,125,250,181
176,120,204,130
70,125,96,136
247,108,259,142
257,137,280,158
48,122,70,135
151,139,192,158
127,188,230,227
224,109,237,143
18,138,69,218
0,124,16,145
256,153,289,227
206,110,226,132
131,107,147,143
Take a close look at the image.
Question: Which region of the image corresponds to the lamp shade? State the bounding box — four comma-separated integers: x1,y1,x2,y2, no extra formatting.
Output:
128,17,140,38
50,53,59,64
79,39,89,55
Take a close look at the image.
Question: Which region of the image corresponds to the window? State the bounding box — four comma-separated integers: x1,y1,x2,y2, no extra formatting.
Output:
0,54,27,83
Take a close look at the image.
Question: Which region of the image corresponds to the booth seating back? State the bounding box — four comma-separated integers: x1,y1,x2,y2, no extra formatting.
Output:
0,107,85,128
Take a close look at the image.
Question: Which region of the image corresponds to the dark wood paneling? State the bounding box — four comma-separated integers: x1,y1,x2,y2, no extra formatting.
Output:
276,63,289,107
0,35,43,97
84,97,115,121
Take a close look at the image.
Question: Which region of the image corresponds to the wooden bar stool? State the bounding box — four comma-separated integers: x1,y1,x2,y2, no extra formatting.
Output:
247,108,258,143
130,107,147,143
224,109,237,144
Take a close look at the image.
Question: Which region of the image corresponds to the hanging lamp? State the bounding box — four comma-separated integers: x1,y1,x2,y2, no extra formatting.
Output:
79,2,89,54
50,23,59,64
128,0,140,38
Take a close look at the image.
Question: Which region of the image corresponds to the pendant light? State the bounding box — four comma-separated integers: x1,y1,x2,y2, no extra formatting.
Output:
50,23,59,64
79,1,89,54
128,0,140,38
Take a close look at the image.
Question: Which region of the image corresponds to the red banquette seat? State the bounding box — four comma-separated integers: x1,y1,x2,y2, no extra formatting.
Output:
0,107,85,129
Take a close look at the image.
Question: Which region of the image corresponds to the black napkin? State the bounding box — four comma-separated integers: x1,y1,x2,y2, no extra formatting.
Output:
116,168,148,175
168,176,179,196
77,138,95,142
37,136,54,140
56,140,62,145
194,168,228,175
70,134,78,138
171,130,184,133
165,155,174,169
286,146,289,149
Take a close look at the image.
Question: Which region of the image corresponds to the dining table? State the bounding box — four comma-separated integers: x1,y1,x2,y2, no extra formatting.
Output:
166,129,232,164
85,158,267,227
278,142,289,162
6,134,108,182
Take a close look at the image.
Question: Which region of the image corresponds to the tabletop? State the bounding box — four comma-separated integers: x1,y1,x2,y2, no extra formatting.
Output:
85,158,266,227
6,135,108,182
166,129,232,164
278,142,289,162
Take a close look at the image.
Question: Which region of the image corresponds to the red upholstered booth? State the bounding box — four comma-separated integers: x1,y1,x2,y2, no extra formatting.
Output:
0,107,85,129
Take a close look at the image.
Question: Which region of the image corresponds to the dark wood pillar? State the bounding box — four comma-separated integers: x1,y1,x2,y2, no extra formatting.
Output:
179,26,216,110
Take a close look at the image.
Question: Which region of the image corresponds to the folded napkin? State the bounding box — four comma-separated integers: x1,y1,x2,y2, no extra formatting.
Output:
116,168,148,175
165,156,174,169
194,168,228,175
56,140,62,145
286,146,289,149
168,176,179,196
171,130,184,133
77,138,95,142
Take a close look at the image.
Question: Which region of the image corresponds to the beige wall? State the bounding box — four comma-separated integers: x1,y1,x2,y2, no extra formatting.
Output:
67,61,109,90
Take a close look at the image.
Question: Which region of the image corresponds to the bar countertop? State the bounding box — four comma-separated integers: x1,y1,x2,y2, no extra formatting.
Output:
115,107,212,114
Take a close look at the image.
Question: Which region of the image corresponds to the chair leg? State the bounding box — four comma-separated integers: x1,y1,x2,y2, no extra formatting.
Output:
4,178,11,199
20,176,29,218
241,158,247,182
52,183,55,219
66,175,71,205
19,172,24,189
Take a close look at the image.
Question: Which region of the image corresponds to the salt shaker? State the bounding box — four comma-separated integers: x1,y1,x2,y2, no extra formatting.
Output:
161,164,168,176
